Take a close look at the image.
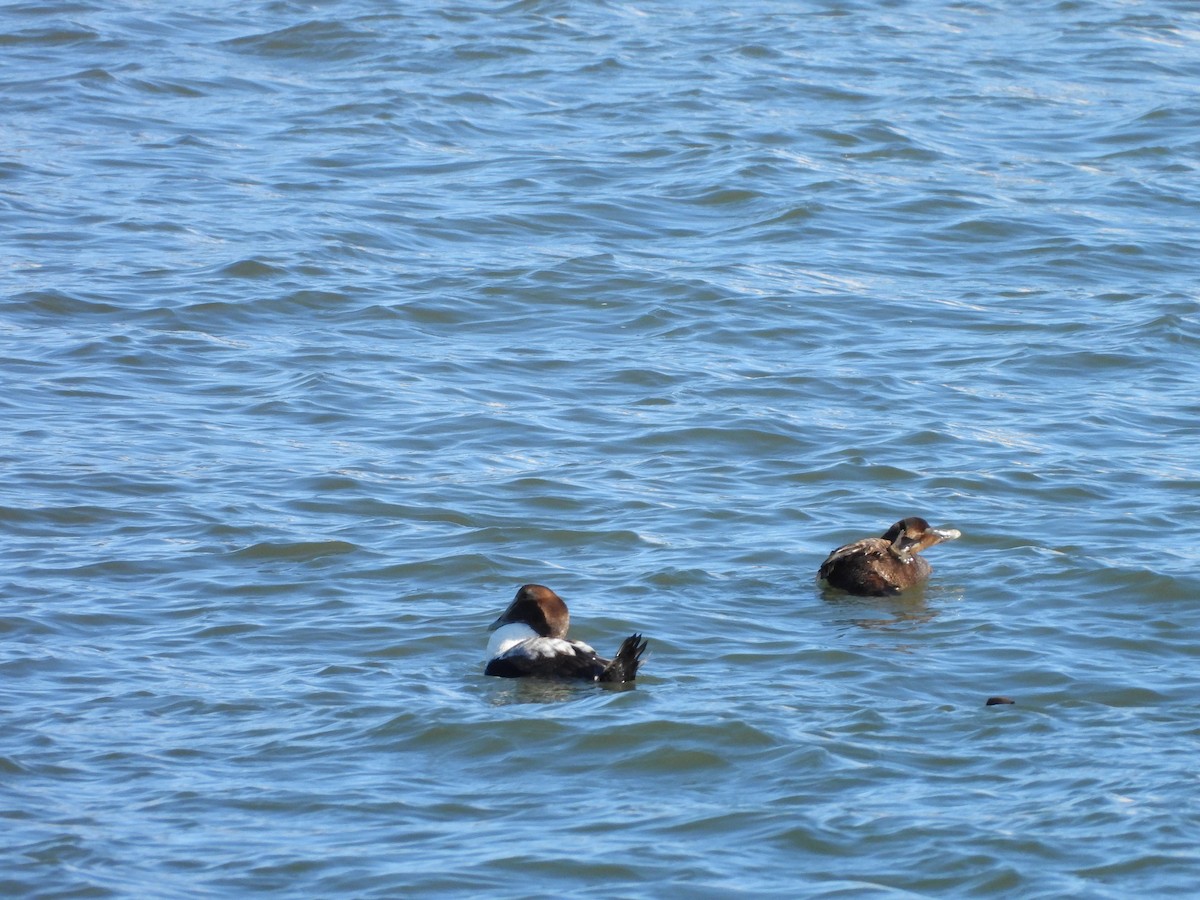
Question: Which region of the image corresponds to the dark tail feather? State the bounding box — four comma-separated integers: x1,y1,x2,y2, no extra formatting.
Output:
599,633,647,683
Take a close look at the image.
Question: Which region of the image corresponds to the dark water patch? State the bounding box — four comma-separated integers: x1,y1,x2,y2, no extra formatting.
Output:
192,622,263,640
216,258,289,279
229,540,359,562
10,290,122,318
222,20,379,60
125,76,205,98
0,615,59,638
0,25,101,48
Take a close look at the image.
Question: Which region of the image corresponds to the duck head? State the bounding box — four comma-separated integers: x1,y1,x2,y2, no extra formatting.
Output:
487,584,570,639
882,517,961,562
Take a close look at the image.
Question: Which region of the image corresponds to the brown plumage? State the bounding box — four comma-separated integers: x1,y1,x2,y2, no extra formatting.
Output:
818,516,961,596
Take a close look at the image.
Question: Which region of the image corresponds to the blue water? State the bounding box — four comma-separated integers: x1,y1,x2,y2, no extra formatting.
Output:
3,1,1200,896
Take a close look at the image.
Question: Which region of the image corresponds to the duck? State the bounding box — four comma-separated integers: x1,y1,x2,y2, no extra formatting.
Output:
485,584,646,683
818,516,961,596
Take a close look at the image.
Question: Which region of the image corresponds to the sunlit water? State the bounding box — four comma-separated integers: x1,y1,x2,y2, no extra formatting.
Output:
3,1,1200,896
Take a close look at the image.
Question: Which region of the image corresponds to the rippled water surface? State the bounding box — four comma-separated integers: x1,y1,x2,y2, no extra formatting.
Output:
4,1,1200,896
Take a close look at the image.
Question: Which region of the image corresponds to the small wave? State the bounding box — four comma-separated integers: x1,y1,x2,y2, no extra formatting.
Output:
222,20,377,61
230,540,359,561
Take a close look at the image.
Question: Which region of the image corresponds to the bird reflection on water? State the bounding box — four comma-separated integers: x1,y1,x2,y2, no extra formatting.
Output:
824,588,944,635
485,676,637,707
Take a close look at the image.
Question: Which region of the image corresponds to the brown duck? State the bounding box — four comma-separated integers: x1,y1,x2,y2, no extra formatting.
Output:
818,516,961,596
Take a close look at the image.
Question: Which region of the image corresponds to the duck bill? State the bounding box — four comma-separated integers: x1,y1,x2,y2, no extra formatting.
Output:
900,526,961,556
487,603,516,632
928,527,961,544
918,526,961,552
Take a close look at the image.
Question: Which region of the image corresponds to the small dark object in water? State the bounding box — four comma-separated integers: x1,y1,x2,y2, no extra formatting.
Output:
818,516,962,596
986,696,1015,706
